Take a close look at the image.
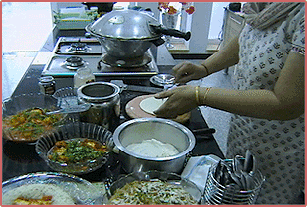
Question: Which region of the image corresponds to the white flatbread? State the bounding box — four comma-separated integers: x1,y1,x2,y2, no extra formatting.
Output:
139,96,166,115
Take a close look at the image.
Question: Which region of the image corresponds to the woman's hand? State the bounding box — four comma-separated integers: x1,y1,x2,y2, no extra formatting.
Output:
153,85,198,119
173,62,208,84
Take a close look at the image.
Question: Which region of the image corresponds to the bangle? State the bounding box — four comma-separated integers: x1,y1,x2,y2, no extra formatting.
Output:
203,87,212,103
195,86,200,105
201,62,210,76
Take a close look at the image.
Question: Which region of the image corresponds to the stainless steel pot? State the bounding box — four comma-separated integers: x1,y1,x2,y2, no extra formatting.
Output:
77,82,120,130
112,118,196,174
86,9,191,59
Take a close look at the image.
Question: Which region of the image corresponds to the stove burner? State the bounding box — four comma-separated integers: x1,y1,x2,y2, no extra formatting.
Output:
66,42,90,53
61,56,89,70
66,56,84,67
99,52,152,68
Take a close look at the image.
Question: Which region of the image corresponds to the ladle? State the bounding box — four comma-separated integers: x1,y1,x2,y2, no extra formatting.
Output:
34,104,91,115
46,104,91,115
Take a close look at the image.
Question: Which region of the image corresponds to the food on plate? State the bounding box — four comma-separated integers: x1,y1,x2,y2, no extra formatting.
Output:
139,96,166,115
48,138,108,164
108,180,198,205
2,183,75,205
2,108,63,141
126,138,179,157
13,196,53,205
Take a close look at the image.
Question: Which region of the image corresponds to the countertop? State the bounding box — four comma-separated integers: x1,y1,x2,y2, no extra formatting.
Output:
2,27,224,183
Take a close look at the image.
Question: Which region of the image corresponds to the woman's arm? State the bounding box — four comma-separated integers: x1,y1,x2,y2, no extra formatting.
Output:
172,36,240,84
200,52,304,120
201,36,240,75
154,52,304,121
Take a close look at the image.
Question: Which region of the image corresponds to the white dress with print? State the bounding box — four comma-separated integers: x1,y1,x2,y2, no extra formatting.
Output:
226,5,305,204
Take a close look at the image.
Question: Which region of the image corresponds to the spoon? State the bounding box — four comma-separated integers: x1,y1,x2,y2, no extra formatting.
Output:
34,104,91,115
46,104,91,115
233,155,244,176
243,150,257,176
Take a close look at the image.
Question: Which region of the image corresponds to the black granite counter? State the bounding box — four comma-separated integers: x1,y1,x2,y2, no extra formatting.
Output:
3,28,224,183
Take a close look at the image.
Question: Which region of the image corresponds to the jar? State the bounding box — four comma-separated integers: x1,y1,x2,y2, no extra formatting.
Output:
38,76,56,95
77,82,120,131
74,67,95,89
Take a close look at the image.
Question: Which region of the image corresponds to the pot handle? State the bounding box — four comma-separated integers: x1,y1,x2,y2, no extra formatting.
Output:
150,38,165,47
150,24,191,41
192,128,216,135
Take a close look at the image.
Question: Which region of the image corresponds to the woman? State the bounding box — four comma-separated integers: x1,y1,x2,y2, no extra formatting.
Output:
154,2,305,204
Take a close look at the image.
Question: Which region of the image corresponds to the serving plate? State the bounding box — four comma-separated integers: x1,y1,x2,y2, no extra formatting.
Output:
2,172,103,205
103,170,203,205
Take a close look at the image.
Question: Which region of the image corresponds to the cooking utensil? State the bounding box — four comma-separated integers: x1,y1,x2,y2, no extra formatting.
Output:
204,159,265,205
243,150,258,176
45,103,91,115
233,155,244,175
110,80,163,94
77,82,120,130
35,122,114,175
243,150,253,173
149,74,175,87
192,128,216,140
112,118,196,174
192,128,216,135
86,10,191,60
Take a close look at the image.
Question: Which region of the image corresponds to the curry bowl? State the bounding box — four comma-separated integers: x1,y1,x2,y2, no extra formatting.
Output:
35,122,114,175
103,170,202,205
2,93,71,144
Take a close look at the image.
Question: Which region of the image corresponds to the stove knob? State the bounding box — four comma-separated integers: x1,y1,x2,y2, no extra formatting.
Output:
85,32,91,38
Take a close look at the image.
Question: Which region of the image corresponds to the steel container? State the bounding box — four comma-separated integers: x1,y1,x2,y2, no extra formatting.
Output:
86,9,191,60
77,82,120,131
112,118,196,174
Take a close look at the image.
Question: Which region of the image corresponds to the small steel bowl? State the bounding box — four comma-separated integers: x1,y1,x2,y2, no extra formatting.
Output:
35,122,114,175
112,118,196,174
150,73,175,87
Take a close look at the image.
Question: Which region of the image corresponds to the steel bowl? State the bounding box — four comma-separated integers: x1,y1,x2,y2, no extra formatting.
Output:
112,118,196,174
35,122,114,175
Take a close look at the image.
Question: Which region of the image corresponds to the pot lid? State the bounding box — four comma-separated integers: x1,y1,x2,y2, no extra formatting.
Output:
86,10,161,40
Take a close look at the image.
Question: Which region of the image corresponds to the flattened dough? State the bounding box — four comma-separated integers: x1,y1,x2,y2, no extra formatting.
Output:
139,97,166,115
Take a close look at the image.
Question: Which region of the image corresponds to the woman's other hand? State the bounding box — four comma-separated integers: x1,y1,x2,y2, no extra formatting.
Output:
173,62,208,84
153,85,198,119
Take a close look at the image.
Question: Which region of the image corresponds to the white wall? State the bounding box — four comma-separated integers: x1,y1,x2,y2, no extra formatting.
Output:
188,2,212,53
208,2,230,39
137,2,213,53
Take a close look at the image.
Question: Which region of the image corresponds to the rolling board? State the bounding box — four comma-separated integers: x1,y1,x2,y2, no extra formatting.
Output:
125,94,191,124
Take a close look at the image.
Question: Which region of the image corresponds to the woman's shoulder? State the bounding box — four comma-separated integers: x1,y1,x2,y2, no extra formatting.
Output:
287,3,304,25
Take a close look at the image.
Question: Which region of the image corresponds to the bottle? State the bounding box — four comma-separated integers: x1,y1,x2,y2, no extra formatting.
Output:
38,76,56,95
74,67,95,89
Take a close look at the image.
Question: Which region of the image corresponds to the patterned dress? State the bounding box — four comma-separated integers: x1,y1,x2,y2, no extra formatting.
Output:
226,5,305,204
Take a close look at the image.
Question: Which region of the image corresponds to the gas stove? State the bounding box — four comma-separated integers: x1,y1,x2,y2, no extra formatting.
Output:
42,37,159,77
